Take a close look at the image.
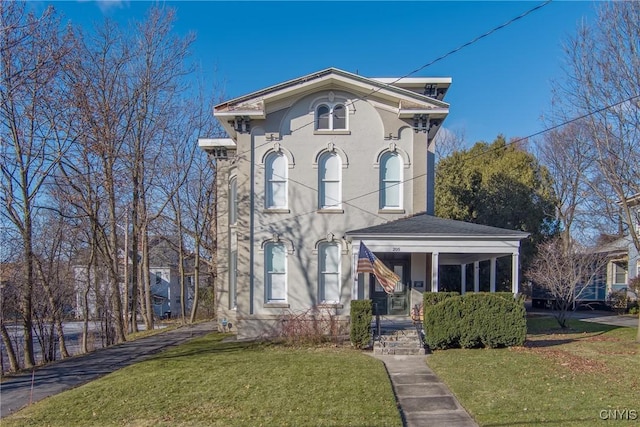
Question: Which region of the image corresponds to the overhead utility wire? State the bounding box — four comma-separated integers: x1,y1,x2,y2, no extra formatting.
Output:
257,93,640,229
227,0,553,159
217,0,554,225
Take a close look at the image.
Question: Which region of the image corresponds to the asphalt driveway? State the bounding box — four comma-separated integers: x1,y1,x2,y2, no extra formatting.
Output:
0,321,215,418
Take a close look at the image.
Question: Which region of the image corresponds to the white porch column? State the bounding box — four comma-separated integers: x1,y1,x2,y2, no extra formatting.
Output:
473,261,480,292
352,250,359,299
512,253,520,294
461,263,466,295
490,257,496,293
432,252,439,292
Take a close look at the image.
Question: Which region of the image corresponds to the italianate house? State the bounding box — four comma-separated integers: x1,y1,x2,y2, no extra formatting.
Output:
199,68,528,339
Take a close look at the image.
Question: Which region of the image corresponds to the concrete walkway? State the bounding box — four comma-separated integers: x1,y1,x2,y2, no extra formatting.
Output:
0,321,215,418
372,354,478,427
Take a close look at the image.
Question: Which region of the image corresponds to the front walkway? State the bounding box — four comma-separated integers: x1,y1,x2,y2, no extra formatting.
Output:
372,354,477,427
371,316,478,427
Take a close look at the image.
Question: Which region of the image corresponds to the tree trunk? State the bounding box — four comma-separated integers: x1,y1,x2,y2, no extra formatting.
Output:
0,322,19,373
142,230,153,329
189,247,200,323
21,217,35,368
106,167,126,344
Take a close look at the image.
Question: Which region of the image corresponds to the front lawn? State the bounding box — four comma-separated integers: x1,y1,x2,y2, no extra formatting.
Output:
427,317,640,426
3,335,401,427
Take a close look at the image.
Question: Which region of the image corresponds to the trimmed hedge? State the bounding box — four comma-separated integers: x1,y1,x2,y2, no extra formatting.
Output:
350,300,372,349
424,292,526,350
423,292,459,317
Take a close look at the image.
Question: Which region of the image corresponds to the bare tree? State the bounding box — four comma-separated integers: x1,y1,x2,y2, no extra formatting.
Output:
0,3,76,367
68,19,135,344
527,238,608,328
124,6,196,329
558,1,640,339
434,126,466,164
536,121,596,246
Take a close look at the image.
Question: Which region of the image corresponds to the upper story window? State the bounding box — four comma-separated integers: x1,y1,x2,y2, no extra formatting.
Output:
316,103,347,131
318,242,340,303
265,242,287,302
380,152,403,209
229,176,238,225
318,152,342,209
265,152,287,209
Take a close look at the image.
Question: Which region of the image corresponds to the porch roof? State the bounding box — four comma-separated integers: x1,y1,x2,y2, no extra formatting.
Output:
346,213,529,240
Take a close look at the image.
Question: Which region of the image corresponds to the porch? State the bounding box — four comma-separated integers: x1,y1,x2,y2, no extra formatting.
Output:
346,213,530,316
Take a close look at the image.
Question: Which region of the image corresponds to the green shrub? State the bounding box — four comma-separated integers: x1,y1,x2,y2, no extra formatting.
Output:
422,292,459,335
423,291,459,307
350,300,372,349
424,293,526,350
424,295,464,349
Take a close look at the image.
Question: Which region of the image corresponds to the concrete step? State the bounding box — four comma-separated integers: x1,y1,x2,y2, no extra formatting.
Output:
373,327,426,355
373,346,426,356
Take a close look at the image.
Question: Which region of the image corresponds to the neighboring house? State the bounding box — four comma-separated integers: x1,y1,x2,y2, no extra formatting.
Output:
199,68,529,339
599,194,640,300
73,237,194,320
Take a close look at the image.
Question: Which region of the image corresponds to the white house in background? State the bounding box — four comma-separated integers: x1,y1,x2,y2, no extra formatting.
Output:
73,237,194,320
199,68,529,339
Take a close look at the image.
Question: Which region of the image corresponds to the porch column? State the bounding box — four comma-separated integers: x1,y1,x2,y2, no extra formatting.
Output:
490,257,496,293
460,263,466,295
511,253,520,294
352,250,358,299
432,252,439,292
473,261,480,292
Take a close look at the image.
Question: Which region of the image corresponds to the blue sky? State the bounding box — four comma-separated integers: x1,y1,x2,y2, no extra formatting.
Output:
45,1,597,146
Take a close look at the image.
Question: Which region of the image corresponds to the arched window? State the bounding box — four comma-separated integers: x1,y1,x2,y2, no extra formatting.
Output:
318,152,341,209
380,152,402,209
318,242,340,303
333,104,346,129
317,105,330,130
315,103,347,130
265,152,287,209
229,176,238,225
265,242,287,302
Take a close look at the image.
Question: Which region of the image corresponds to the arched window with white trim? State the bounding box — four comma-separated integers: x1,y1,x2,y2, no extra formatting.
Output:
265,242,287,302
265,152,287,209
316,103,347,130
380,152,402,209
318,242,340,303
318,152,342,209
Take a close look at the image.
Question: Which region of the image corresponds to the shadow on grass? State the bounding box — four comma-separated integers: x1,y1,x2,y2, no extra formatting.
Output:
524,317,622,348
527,317,620,335
148,333,268,361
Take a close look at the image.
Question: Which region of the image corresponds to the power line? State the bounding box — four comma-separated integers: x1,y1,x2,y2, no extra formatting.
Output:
214,0,556,227
256,93,640,230
224,0,553,159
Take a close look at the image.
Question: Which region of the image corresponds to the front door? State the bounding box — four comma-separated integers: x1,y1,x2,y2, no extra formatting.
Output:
369,256,410,316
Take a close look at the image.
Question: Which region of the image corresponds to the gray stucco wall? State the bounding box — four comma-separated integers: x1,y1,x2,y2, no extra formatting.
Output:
218,88,435,338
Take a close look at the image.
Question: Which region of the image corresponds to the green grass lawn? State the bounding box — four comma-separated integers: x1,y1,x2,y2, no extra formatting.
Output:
427,316,640,426
3,335,401,427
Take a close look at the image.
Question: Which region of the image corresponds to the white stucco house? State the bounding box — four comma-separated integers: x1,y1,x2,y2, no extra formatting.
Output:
199,68,529,339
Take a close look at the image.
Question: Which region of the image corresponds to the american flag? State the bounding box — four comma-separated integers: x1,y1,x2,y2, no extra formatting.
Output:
357,242,400,294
